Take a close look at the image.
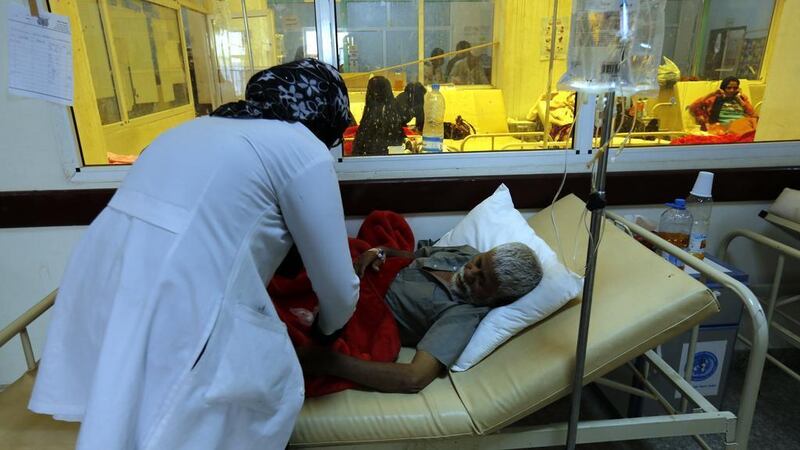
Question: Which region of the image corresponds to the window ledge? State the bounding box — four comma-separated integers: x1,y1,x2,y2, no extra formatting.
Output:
68,165,129,184
62,140,800,184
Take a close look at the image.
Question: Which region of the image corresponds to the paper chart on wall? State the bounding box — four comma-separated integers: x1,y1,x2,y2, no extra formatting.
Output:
6,3,73,106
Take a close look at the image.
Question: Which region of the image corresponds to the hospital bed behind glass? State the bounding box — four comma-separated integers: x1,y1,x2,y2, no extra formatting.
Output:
0,195,767,449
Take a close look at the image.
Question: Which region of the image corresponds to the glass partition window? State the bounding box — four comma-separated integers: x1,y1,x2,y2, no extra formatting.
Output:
213,0,317,103
106,0,190,119
65,0,197,165
338,0,564,158
182,7,216,116
56,0,317,165
50,0,800,169
77,0,121,125
615,0,792,149
336,0,494,86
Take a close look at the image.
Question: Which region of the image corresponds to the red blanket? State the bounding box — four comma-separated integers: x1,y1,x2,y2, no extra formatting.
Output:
268,211,415,396
670,131,755,145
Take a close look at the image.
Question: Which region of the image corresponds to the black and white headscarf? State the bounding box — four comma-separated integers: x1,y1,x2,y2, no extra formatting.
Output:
211,59,350,149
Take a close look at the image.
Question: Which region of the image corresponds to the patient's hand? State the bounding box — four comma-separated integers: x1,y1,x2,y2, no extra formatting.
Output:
354,248,386,277
707,123,726,135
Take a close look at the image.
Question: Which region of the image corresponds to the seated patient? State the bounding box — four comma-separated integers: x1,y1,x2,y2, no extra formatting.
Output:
352,76,410,155
394,82,427,133
299,242,543,393
688,76,757,133
449,52,489,85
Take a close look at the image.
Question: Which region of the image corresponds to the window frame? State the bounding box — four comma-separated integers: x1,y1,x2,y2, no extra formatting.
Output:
56,0,197,166
59,0,800,184
101,0,195,123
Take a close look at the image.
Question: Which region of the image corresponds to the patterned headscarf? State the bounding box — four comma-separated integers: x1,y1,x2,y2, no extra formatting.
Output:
211,59,350,149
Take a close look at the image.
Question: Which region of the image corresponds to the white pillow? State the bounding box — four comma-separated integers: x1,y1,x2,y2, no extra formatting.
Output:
435,184,584,371
769,187,800,223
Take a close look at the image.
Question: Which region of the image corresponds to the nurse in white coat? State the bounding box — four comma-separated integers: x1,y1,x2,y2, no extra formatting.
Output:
29,59,360,450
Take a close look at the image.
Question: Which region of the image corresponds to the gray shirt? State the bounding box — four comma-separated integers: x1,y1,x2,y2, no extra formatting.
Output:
384,245,489,367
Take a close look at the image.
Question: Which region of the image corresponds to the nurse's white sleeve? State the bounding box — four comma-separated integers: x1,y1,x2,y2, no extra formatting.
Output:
279,160,359,335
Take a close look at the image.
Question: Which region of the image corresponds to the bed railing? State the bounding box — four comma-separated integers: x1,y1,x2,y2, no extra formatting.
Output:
607,212,768,450
0,289,57,373
458,130,688,151
719,229,800,383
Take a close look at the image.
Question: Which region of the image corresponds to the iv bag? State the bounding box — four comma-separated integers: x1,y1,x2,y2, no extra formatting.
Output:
558,0,666,96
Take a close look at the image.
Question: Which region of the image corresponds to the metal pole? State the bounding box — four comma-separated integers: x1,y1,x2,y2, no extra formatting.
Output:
240,0,255,77
566,90,616,449
418,0,425,84
542,0,560,148
682,324,700,413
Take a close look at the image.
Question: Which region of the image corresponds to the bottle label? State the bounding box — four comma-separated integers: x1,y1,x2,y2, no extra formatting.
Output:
688,232,707,254
422,136,443,152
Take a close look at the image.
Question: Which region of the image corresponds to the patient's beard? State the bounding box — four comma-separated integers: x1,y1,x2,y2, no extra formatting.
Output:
450,265,472,301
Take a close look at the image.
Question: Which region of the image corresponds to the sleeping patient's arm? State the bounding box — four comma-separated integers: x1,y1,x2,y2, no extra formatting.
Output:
354,246,414,277
298,346,443,393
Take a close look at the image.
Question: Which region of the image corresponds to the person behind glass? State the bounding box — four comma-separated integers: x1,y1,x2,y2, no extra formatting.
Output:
444,40,472,80
29,59,360,450
449,50,489,85
688,76,757,132
353,76,409,155
395,81,427,133
424,47,445,84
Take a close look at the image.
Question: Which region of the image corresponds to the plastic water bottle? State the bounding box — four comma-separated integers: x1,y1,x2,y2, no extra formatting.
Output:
423,84,445,152
686,171,714,260
657,198,693,269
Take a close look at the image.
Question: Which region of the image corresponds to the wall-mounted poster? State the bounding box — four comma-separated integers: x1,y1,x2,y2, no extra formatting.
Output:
541,16,569,60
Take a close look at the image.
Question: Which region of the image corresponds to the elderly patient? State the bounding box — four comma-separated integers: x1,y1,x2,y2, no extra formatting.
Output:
299,242,542,393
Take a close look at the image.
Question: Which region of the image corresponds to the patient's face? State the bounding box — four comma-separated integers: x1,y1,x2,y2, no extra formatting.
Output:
451,251,500,306
722,80,740,98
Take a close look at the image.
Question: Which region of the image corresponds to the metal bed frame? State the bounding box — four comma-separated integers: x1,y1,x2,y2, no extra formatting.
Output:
303,212,767,449
719,217,800,384
0,213,768,449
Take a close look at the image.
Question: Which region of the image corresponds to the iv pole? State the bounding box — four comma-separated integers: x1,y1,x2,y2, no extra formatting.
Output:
566,2,631,446
565,89,615,449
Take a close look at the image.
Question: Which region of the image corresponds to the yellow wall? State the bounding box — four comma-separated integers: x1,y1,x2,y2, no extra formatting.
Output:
755,0,799,142
494,0,571,119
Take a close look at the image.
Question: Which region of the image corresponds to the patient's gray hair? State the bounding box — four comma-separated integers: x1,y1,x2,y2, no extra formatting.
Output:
490,242,543,306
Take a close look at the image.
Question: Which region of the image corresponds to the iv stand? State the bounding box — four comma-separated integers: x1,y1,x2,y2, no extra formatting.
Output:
565,90,616,449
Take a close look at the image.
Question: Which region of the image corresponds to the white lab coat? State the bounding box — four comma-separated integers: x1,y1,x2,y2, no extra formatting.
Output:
29,117,360,450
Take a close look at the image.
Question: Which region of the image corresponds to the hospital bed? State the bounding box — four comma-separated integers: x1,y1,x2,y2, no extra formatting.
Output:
0,194,768,449
719,188,800,383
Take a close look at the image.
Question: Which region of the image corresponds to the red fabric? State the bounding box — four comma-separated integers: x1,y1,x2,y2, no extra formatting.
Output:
268,210,414,397
342,126,418,156
670,132,755,145
343,125,358,156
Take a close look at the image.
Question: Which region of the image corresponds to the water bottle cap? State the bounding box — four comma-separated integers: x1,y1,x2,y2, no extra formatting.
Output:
432,84,440,91
666,198,686,210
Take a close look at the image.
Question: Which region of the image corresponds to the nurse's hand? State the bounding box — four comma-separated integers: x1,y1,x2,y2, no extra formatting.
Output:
353,248,386,277
295,345,334,376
